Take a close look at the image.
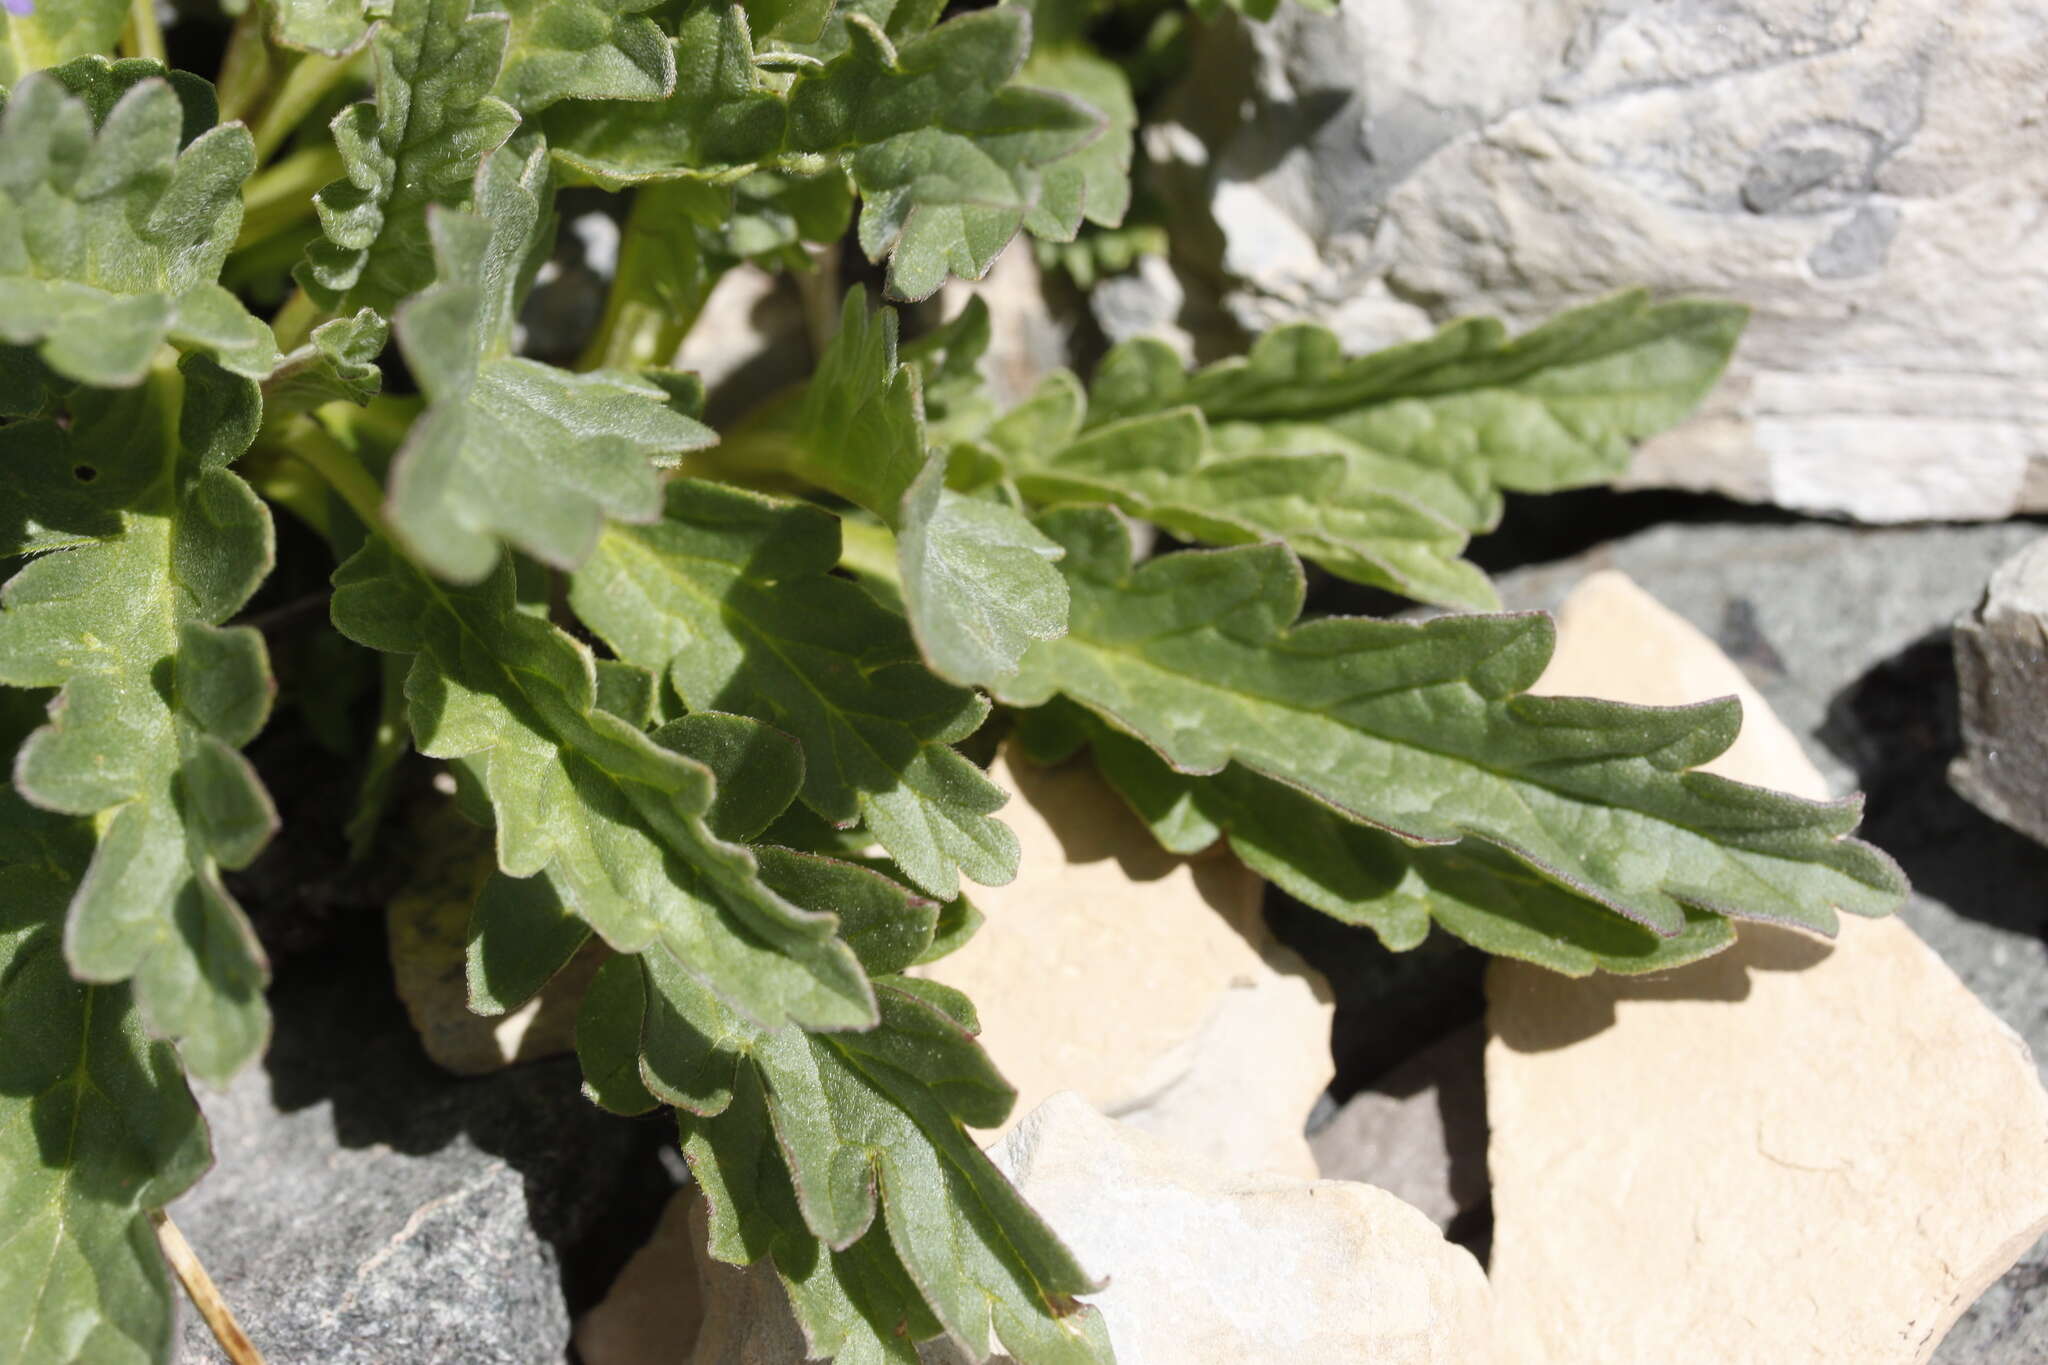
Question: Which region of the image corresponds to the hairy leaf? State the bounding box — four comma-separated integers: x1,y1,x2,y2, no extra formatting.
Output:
261,306,388,416
580,952,1109,1361
330,537,879,1032
0,774,213,1365
387,141,713,582
996,507,1905,939
491,0,676,113
1065,710,1737,974
0,0,124,86
298,0,521,316
268,0,375,55
966,292,1743,609
722,290,1066,688
0,68,278,387
548,6,1111,298
573,478,1020,899
0,359,277,1084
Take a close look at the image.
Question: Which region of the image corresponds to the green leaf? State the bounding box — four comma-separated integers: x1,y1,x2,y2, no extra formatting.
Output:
491,0,676,113
547,5,1111,299
592,958,1110,1361
1089,290,1747,531
573,479,1020,899
0,776,214,1365
261,306,388,416
269,0,375,55
996,506,1906,940
0,0,124,86
329,536,880,1033
297,0,522,317
0,67,279,387
0,358,277,1085
1014,41,1132,237
1081,714,1737,974
971,292,1744,609
386,141,715,582
721,289,1067,688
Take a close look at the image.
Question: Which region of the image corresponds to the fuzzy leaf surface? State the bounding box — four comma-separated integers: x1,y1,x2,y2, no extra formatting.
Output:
330,538,878,1032
297,0,521,316
261,307,387,416
0,360,277,1085
997,508,1905,938
269,0,375,54
579,953,1109,1362
0,70,277,387
573,478,1019,899
387,142,714,582
490,0,676,113
547,6,1110,298
1064,711,1737,974
726,290,1065,687
0,777,213,1365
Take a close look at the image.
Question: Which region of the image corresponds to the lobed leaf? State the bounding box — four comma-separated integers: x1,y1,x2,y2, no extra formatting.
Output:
0,358,278,1085
547,5,1112,299
0,67,278,387
722,289,1067,688
297,0,522,317
572,478,1020,899
491,0,676,113
386,140,714,582
0,769,213,1365
995,507,1906,940
329,535,879,1033
578,949,1111,1362
261,306,388,417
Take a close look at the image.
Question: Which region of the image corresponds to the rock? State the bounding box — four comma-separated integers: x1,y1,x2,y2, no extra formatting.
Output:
971,1093,1494,1364
1950,536,2048,847
1307,1024,1487,1239
385,800,601,1075
915,751,1332,1178
674,263,809,423
1484,567,2048,1365
936,246,1070,407
1188,0,2048,521
173,936,676,1364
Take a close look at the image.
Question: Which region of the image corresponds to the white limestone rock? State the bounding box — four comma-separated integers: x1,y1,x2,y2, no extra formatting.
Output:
1196,0,2048,521
1485,569,2048,1364
914,750,1333,1179
1950,536,2048,848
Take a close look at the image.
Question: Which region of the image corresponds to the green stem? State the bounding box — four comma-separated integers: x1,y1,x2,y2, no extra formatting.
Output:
237,144,343,250
281,418,389,536
271,289,321,353
577,184,716,372
120,0,166,65
251,50,355,165
216,3,276,125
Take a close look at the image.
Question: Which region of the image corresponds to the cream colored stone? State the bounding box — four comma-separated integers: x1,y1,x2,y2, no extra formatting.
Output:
916,750,1332,1178
973,1093,1494,1365
574,1193,705,1365
1486,571,2048,1365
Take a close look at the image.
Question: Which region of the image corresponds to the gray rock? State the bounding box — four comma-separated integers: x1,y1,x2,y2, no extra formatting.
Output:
1179,0,2048,522
1950,536,2048,849
173,939,677,1364
1487,516,2048,1358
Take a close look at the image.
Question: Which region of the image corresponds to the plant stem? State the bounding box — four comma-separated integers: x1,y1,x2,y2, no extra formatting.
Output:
121,0,166,65
281,418,390,536
238,144,343,250
216,3,276,125
151,1211,267,1365
577,183,717,372
251,50,355,166
271,288,320,353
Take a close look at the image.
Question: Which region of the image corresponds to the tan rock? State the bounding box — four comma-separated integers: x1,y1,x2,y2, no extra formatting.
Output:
916,750,1333,1178
574,1193,705,1365
1308,1023,1488,1234
385,800,601,1075
974,1093,1494,1364
1486,570,2048,1365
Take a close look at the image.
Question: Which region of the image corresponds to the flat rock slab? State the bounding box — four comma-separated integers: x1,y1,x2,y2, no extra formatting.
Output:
915,750,1332,1178
1485,570,2048,1365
